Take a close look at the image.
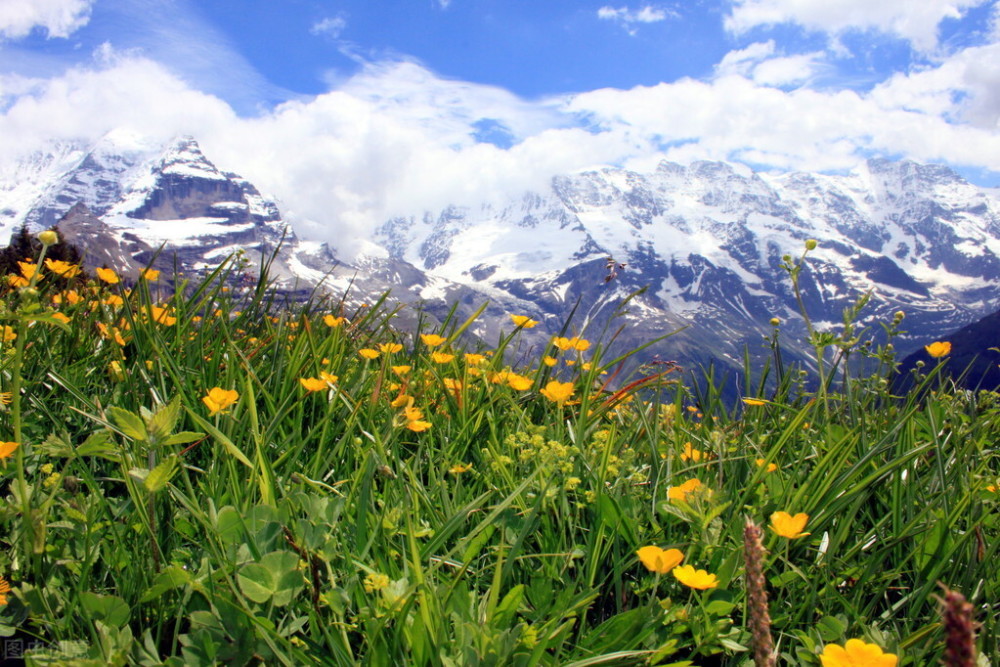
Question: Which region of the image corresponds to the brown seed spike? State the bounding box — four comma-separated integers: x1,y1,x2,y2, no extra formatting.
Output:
743,518,774,667
939,586,977,667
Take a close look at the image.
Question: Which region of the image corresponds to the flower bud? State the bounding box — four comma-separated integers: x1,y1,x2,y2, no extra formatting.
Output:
804,239,818,250
769,317,780,326
37,229,59,246
893,310,905,321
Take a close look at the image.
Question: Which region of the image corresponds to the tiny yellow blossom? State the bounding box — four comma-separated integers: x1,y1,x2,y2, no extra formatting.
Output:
406,420,432,432
636,546,684,574
542,355,558,367
364,572,391,593
449,463,473,474
379,342,403,354
464,353,486,366
391,365,412,376
506,373,534,391
358,348,380,360
51,312,71,324
552,336,590,352
300,377,329,392
140,268,160,281
2,326,17,342
323,315,346,327
431,351,455,364
0,575,11,606
755,458,778,472
0,442,20,459
668,478,705,502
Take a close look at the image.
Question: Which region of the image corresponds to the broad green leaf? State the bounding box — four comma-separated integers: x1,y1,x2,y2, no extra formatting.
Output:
76,431,120,461
237,563,275,603
79,593,130,628
161,431,205,447
108,407,147,441
141,566,193,602
144,456,179,493
147,395,183,444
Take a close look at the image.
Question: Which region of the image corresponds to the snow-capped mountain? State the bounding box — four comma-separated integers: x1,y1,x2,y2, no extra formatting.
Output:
374,159,1000,369
3,132,1000,383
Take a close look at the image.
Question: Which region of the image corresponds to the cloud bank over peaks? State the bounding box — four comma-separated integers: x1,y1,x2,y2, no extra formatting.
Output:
0,0,93,40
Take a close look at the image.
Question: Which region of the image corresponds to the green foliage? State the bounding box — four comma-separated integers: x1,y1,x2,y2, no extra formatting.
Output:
0,239,996,665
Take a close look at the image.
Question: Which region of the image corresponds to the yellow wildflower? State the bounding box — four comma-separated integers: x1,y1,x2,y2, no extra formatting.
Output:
431,351,455,364
379,342,403,354
552,336,590,352
95,267,120,284
44,258,81,278
924,341,951,358
742,398,766,406
819,639,897,667
300,377,329,392
542,355,558,367
0,576,10,606
671,565,719,589
449,463,473,474
364,572,391,593
140,268,160,281
506,373,533,391
51,312,71,324
149,306,176,326
668,478,706,502
680,442,706,462
18,260,38,279
358,348,380,360
464,353,486,366
755,458,778,472
636,546,684,574
202,388,239,416
0,442,20,459
323,315,346,327
510,314,539,328
2,326,17,342
406,420,432,432
539,380,574,403
770,512,810,539
392,365,412,376
420,333,447,347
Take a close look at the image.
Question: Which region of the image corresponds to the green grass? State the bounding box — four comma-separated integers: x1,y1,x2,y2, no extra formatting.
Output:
0,242,997,665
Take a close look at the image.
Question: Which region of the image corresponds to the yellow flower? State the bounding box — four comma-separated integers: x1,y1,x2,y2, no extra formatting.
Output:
0,393,11,405
104,294,124,307
552,336,590,352
671,565,719,589
636,546,684,574
202,388,239,415
140,268,160,281
18,260,38,279
392,365,412,376
51,312,71,324
925,341,951,358
358,348,380,360
443,378,463,391
300,377,329,392
464,353,486,366
364,572,391,593
819,639,897,667
510,314,539,328
406,420,432,432
44,258,81,278
0,442,20,459
8,274,29,288
95,267,120,284
542,355,558,367
37,229,59,246
320,372,338,384
449,463,473,474
323,315,346,327
770,511,811,539
506,373,533,391
0,575,10,606
379,342,403,354
420,333,448,347
742,398,766,406
540,380,574,403
668,477,706,502
2,326,17,342
391,394,412,408
680,442,705,462
149,306,176,326
53,289,82,305
431,351,455,364
755,458,778,472
404,405,424,422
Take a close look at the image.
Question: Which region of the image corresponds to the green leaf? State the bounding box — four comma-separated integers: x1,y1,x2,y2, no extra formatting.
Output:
161,431,205,447
141,566,193,602
147,396,183,444
237,563,275,604
76,431,120,461
260,550,304,607
215,506,244,546
816,615,846,642
107,407,148,441
34,433,74,458
79,593,130,628
144,456,179,493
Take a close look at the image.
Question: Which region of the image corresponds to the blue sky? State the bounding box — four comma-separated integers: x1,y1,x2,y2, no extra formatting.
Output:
2,0,1000,249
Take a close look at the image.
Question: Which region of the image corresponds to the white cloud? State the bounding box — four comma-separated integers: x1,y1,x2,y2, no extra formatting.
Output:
2,49,1000,259
597,5,676,34
311,15,347,39
0,0,93,39
716,42,823,87
725,0,990,52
